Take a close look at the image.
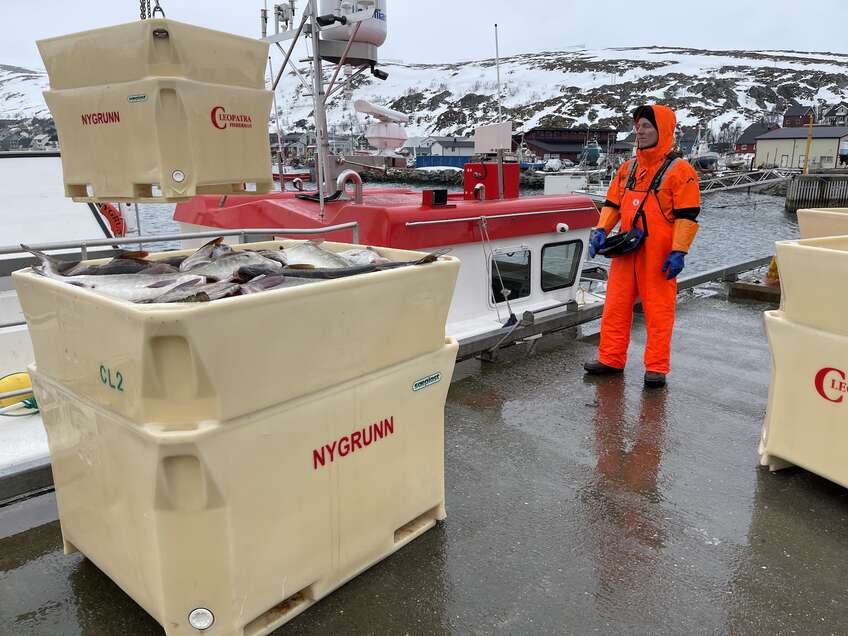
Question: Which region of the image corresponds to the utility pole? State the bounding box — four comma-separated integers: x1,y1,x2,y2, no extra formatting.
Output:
803,112,814,175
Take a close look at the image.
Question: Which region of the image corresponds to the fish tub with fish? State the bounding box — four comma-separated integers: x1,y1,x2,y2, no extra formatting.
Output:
12,238,460,636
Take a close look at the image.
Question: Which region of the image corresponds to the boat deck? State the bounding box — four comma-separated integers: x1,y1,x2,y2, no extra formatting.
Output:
2,291,847,635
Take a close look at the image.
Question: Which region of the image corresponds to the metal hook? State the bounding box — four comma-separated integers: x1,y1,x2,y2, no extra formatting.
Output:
152,0,166,17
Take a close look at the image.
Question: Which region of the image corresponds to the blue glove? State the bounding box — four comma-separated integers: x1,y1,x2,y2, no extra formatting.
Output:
662,251,686,279
589,228,606,258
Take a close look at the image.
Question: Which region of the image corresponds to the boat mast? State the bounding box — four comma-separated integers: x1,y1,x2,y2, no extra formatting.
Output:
494,23,505,199
495,23,502,121
309,0,329,215
264,0,388,216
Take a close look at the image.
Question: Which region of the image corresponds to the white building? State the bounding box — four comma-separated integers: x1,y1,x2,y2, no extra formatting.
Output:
31,134,52,150
821,104,848,127
430,137,475,157
755,126,848,169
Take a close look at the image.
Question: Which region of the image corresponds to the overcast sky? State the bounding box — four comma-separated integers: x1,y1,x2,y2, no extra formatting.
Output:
4,0,846,69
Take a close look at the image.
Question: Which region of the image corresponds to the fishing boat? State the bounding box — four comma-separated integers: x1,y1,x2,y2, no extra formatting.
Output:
722,152,751,171
272,165,312,182
175,0,599,343
688,127,720,173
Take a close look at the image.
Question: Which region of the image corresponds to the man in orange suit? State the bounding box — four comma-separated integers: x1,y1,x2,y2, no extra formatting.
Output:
584,105,700,388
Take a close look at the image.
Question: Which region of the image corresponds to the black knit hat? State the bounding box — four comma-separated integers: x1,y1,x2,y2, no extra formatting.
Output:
632,105,657,131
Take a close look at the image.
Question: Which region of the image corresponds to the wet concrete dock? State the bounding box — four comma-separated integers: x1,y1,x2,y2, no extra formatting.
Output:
2,291,847,635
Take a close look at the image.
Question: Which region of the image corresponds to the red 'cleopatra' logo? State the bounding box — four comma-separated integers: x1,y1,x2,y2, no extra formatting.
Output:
210,106,253,130
815,367,848,403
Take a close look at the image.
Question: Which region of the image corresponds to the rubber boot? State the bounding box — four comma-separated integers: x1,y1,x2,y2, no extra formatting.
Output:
584,360,624,375
644,371,667,388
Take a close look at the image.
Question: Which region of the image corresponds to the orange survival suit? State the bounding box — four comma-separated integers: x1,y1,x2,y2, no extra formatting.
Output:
595,105,700,375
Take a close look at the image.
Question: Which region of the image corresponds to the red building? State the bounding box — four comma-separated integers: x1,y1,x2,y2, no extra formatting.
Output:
516,127,626,162
783,105,815,128
735,122,779,153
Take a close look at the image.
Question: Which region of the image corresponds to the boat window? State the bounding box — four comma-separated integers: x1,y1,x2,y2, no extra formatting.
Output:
491,250,531,304
541,240,583,292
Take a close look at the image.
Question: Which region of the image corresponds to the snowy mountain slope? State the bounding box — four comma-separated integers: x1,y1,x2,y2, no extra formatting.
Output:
3,46,848,137
0,64,49,119
274,46,848,137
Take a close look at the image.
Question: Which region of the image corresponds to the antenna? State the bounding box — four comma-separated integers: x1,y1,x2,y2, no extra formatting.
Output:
495,23,502,121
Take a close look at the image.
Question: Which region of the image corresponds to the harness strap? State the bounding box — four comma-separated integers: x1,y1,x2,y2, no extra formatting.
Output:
629,155,678,239
625,158,640,190
625,154,678,192
649,156,678,191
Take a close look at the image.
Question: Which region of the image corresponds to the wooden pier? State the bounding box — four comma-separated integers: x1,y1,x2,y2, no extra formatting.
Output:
785,173,848,213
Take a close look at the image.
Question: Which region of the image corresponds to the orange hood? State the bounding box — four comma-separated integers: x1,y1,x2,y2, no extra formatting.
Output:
634,104,676,167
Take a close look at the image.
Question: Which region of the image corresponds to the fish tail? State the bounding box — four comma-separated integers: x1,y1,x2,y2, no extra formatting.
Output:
21,245,60,274
417,248,451,264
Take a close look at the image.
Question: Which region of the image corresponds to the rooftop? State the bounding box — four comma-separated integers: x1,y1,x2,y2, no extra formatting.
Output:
737,122,777,145
784,105,815,117
527,139,631,153
3,294,845,634
524,126,617,133
433,138,475,149
757,126,848,140
822,103,848,117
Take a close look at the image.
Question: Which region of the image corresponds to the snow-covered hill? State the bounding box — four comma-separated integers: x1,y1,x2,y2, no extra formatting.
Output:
4,46,848,136
330,46,848,136
0,64,49,119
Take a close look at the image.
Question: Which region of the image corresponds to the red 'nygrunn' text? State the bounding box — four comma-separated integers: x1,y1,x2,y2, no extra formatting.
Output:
313,417,395,470
81,111,121,126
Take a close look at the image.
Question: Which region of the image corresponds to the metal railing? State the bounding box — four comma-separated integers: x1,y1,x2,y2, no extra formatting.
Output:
0,224,360,260
699,169,794,194
404,207,597,228
0,224,361,329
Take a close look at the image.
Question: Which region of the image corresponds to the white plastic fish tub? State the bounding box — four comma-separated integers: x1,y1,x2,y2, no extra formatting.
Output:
38,19,269,91
761,311,848,488
31,337,458,636
797,207,848,239
44,77,273,202
775,235,848,337
13,239,460,429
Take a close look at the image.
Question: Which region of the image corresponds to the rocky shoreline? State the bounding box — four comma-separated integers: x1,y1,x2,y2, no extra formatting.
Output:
360,168,550,189
359,167,788,197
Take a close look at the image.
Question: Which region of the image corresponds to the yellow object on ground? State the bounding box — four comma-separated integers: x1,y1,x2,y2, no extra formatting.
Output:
766,256,779,282
14,240,460,636
761,236,848,487
0,372,33,407
38,19,273,202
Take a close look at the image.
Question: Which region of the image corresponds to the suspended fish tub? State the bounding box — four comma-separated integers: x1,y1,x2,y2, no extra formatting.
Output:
38,19,274,202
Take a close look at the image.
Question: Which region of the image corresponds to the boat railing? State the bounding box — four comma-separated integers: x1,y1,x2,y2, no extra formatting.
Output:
403,207,597,228
0,223,360,262
0,223,361,330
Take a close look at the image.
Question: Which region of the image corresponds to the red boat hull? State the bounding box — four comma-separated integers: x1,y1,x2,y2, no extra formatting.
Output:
174,188,599,250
